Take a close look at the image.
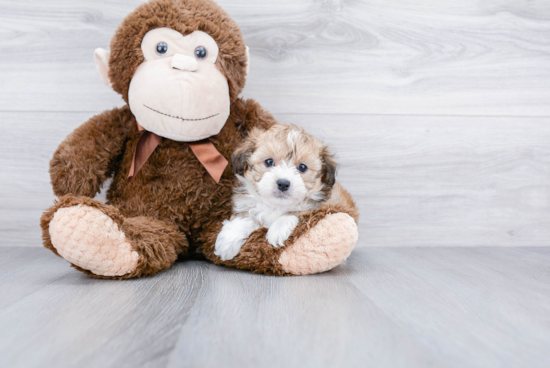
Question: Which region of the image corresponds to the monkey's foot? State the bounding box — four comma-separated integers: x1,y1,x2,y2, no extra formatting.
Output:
279,213,358,275
49,204,139,277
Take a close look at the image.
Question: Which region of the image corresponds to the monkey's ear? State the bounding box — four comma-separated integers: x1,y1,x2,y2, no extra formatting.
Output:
321,147,337,188
245,46,250,76
94,48,112,88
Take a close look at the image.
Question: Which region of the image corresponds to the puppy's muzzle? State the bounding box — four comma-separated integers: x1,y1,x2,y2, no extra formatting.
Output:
277,179,291,192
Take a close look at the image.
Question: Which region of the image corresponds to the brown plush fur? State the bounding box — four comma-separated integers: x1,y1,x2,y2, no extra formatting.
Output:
40,0,359,278
41,97,278,278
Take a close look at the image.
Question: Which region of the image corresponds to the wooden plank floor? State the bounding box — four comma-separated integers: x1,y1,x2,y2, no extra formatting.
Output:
1,245,549,368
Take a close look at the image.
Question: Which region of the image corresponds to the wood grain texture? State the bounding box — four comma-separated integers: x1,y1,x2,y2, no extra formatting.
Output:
2,112,550,247
285,113,550,247
1,0,549,247
1,246,549,368
0,0,549,115
0,247,208,368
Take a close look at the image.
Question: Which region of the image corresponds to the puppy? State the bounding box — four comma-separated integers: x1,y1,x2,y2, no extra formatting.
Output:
214,123,357,261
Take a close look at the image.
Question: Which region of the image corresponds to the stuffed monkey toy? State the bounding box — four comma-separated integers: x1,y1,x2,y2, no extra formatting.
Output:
40,0,359,279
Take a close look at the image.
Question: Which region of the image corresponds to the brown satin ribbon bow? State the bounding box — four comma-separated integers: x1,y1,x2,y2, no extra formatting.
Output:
128,122,229,183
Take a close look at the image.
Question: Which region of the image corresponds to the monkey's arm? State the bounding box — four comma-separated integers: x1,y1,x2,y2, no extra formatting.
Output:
50,106,134,197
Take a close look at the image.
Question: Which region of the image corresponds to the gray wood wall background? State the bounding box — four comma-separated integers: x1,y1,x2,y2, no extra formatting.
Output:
1,0,549,248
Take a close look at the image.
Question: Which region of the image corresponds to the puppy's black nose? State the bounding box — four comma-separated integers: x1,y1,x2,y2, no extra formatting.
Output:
277,179,291,192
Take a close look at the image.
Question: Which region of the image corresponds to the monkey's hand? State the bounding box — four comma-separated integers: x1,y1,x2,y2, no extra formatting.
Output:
50,106,133,198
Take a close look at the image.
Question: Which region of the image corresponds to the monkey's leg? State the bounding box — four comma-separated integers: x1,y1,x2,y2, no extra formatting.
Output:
41,195,188,279
277,207,358,275
201,205,358,276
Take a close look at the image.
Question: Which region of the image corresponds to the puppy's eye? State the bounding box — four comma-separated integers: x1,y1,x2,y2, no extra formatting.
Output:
298,164,308,173
265,159,274,167
194,46,208,59
156,42,168,56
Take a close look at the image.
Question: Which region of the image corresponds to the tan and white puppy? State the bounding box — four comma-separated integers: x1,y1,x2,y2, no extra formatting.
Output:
215,123,355,261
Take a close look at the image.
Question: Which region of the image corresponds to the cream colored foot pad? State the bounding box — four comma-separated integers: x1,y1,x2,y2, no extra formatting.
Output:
279,213,358,275
49,205,139,277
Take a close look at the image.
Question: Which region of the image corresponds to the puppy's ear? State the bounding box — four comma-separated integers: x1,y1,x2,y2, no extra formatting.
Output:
321,147,337,187
232,137,255,176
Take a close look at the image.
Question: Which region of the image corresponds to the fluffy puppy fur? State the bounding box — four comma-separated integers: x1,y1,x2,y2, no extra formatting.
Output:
215,123,356,261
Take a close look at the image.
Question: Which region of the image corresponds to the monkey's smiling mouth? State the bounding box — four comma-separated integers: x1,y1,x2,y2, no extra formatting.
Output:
144,104,219,122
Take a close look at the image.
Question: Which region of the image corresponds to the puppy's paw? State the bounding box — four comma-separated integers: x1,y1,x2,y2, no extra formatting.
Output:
267,215,299,247
215,217,259,261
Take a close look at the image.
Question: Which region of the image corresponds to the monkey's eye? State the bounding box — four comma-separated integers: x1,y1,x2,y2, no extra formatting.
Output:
194,46,208,59
265,159,274,167
297,164,308,173
156,42,168,56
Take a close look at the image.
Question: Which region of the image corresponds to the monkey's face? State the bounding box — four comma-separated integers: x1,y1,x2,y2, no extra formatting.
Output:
127,28,230,142
94,0,250,139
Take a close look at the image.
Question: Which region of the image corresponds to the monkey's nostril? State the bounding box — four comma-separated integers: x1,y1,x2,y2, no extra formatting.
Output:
277,179,291,192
